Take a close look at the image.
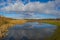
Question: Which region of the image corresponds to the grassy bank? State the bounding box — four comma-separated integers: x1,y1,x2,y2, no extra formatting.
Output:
0,16,27,38
42,20,60,26
0,16,60,40
41,20,60,40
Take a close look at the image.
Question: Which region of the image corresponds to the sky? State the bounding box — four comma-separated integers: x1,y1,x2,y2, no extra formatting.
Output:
0,0,60,19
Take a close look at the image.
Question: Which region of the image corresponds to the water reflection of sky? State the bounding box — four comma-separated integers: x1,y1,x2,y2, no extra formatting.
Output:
6,22,57,40
0,11,57,19
9,22,57,30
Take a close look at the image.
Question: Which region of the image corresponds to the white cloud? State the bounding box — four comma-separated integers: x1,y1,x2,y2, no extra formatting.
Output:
1,2,24,11
24,2,46,11
0,0,60,18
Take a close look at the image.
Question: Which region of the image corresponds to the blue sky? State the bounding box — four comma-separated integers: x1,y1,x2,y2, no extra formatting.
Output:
0,0,52,2
0,0,54,5
0,0,60,19
0,0,54,8
0,11,57,19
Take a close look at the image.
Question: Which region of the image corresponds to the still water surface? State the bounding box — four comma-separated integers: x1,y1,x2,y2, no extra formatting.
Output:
4,22,57,40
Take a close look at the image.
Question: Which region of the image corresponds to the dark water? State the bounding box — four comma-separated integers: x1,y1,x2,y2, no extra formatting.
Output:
3,22,57,40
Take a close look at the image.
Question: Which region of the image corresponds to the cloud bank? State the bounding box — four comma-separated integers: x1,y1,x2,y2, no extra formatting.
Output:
0,0,60,18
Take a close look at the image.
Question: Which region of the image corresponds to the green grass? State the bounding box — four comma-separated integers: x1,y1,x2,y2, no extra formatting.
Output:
45,22,60,26
43,20,60,40
35,19,60,27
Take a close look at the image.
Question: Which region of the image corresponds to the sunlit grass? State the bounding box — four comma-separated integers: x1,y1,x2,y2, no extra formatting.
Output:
0,16,27,38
